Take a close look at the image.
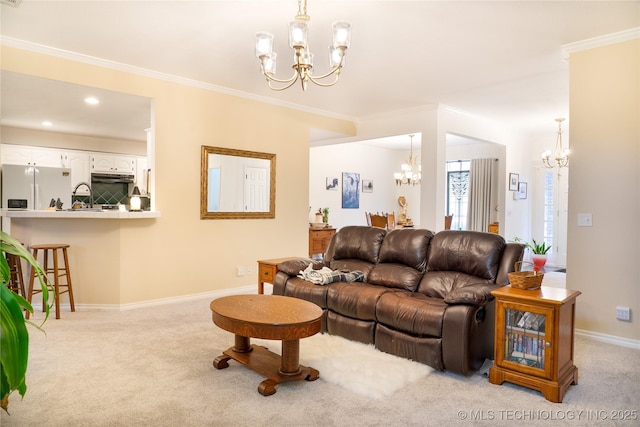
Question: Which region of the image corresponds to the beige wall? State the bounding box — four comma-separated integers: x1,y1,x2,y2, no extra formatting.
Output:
568,39,639,341
2,45,355,305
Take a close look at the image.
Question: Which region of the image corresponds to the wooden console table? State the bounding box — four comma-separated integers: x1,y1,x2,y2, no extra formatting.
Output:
210,295,322,396
257,257,301,294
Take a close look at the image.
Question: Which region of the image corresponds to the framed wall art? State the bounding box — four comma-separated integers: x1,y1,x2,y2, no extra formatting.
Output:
326,177,339,190
509,173,519,191
518,182,528,200
362,180,373,193
342,172,360,208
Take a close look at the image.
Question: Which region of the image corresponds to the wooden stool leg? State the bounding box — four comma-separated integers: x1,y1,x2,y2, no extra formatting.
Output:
62,247,75,312
15,255,26,297
25,248,38,320
43,249,50,314
52,248,61,319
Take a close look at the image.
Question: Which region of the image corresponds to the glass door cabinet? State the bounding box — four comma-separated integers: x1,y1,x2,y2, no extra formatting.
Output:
489,286,581,403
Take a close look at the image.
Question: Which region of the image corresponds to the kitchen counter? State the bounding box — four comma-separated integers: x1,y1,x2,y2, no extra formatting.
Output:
1,209,161,219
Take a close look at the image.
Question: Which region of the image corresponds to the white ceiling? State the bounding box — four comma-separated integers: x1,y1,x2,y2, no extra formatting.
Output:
1,1,638,146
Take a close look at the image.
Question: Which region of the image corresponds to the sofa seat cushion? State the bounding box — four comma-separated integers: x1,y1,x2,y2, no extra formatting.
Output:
375,291,447,337
327,282,390,321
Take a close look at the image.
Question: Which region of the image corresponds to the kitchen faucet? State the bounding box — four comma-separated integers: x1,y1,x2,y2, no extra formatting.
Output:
72,182,94,208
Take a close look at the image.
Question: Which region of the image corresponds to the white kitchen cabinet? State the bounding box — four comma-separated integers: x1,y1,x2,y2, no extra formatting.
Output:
91,154,135,174
1,144,65,167
64,151,91,195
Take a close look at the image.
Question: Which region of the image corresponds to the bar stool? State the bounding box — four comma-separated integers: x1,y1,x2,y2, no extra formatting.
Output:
5,252,26,297
27,244,76,319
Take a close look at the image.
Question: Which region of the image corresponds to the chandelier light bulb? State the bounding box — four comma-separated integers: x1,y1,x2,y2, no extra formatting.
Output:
255,32,274,58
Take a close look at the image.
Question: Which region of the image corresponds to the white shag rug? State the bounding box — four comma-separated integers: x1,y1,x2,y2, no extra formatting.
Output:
252,333,433,399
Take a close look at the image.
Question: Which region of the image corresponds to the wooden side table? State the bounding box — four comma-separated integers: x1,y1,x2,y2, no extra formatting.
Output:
308,227,335,259
489,285,581,402
257,257,301,294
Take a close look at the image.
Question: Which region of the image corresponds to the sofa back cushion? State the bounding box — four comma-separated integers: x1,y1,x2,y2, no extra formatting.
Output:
367,228,434,291
325,226,387,277
418,231,505,298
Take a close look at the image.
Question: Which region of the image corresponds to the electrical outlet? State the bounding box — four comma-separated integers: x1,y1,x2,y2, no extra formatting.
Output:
616,306,631,321
236,266,244,277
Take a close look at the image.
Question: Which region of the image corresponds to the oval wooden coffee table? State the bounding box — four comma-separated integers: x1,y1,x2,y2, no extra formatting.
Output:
210,294,323,396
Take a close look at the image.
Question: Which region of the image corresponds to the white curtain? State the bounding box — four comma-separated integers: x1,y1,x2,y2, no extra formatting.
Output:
466,158,497,232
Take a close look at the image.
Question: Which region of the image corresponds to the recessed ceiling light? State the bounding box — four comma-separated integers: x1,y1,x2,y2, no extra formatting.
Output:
84,96,100,105
42,121,53,127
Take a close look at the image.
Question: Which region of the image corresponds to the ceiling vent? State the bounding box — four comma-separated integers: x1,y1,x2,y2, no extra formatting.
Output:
1,0,22,7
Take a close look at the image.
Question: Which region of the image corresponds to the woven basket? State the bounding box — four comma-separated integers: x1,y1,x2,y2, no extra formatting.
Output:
508,261,544,290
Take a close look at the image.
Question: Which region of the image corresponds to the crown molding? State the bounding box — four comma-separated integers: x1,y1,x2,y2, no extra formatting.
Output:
0,36,355,123
562,27,640,60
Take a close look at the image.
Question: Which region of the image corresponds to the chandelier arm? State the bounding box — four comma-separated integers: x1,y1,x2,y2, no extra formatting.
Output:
307,72,341,87
263,71,299,84
267,76,301,91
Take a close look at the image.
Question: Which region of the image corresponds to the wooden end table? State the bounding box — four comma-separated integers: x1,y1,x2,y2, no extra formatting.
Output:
210,294,322,396
257,257,301,294
489,285,581,402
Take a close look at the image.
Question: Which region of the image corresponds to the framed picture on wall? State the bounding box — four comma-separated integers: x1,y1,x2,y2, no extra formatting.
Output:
362,180,373,193
342,172,360,208
509,173,519,191
326,177,339,190
518,182,528,199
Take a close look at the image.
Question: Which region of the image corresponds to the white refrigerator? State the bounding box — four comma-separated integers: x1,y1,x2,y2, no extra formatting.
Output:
1,164,72,210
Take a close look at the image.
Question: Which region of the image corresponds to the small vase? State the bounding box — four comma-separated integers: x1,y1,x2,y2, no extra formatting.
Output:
531,254,547,271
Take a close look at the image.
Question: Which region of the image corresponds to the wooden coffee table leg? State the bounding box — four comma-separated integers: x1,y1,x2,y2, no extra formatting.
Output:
280,339,301,375
233,335,252,353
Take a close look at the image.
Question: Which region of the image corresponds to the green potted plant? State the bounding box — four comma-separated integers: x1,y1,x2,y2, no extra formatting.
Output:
1,231,50,413
321,207,329,224
514,237,550,270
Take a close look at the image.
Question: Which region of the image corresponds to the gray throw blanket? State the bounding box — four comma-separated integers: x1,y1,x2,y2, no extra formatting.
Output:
297,264,365,285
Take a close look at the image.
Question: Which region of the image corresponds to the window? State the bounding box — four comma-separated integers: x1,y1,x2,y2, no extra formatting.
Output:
542,171,555,255
446,160,470,230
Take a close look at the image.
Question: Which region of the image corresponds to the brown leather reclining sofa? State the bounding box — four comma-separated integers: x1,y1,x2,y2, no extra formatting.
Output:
273,226,524,376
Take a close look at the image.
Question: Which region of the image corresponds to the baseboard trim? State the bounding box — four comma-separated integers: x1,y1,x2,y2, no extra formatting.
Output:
46,285,256,312
576,328,640,350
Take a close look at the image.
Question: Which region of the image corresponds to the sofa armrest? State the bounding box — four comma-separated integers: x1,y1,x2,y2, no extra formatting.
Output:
444,283,500,306
277,258,318,276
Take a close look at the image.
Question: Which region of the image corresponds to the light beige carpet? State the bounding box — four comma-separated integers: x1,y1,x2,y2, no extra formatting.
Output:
2,293,639,427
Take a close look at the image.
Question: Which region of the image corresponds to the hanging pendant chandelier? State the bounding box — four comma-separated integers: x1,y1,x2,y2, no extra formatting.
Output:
394,135,421,186
542,118,570,168
255,0,351,91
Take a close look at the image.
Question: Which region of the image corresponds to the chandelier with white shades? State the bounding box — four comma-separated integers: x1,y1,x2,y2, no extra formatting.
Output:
394,135,421,186
255,0,351,91
542,118,570,168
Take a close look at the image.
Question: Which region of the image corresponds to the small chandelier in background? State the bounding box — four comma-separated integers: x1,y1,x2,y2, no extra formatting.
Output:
542,118,569,168
255,0,351,91
394,135,421,186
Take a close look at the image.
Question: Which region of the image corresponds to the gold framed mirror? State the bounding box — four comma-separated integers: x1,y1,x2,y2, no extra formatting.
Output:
201,145,276,219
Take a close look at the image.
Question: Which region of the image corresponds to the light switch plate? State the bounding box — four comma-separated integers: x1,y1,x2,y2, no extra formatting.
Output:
577,213,592,227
